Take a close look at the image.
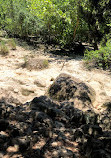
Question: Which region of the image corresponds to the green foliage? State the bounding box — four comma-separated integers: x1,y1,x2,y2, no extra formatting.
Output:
0,41,9,56
43,59,49,68
0,30,7,37
84,40,111,70
78,0,111,49
0,0,110,50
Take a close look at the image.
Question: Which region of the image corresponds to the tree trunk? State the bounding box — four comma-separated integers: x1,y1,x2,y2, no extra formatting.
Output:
93,42,98,50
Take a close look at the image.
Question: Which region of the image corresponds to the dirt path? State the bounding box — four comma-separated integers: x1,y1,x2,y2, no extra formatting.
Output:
0,42,111,113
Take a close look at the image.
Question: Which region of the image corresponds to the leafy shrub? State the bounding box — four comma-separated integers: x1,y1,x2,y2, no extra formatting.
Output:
0,30,7,37
0,41,9,56
84,40,111,70
8,39,16,50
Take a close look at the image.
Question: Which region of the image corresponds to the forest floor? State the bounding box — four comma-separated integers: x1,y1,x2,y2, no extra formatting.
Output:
0,39,111,113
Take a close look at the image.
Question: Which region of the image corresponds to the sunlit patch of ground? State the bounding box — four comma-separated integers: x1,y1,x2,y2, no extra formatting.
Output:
0,39,110,113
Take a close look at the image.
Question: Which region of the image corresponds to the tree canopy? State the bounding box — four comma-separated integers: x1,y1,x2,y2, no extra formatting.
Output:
0,0,111,48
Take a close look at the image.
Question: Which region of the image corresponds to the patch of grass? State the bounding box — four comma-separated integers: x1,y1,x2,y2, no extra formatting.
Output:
0,41,9,56
43,59,49,68
21,55,28,68
21,57,49,70
8,39,16,50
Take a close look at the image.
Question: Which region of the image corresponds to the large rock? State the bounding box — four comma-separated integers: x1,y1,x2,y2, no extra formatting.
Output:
32,111,53,137
82,137,111,158
30,96,69,124
48,73,96,110
98,108,111,131
0,94,111,158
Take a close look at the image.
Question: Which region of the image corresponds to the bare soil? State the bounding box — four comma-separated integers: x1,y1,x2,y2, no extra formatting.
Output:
0,39,111,113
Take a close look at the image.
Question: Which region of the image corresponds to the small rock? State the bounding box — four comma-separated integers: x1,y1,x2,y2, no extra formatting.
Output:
102,100,111,109
81,124,103,137
14,89,19,93
34,80,46,87
84,110,98,124
0,119,9,131
10,128,20,137
51,147,77,158
12,136,30,152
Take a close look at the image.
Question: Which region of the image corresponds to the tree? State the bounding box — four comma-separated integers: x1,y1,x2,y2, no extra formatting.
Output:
0,0,110,51
78,0,111,50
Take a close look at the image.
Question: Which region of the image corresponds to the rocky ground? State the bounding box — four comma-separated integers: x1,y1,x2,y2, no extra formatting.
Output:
0,39,111,112
0,93,111,157
0,38,111,158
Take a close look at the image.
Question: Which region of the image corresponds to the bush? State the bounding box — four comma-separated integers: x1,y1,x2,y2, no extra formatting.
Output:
0,41,9,56
84,40,111,70
0,30,7,37
21,57,49,70
8,39,16,50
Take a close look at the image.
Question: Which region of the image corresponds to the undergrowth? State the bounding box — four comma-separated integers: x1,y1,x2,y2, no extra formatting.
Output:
84,39,111,70
8,39,16,50
0,41,9,56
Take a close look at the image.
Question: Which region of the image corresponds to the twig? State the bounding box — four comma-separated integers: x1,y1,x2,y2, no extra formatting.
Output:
61,60,66,71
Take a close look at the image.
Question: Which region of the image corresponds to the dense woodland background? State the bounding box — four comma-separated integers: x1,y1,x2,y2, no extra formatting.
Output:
0,0,111,69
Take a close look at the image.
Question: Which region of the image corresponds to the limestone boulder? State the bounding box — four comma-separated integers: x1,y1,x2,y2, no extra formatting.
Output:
48,73,96,110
